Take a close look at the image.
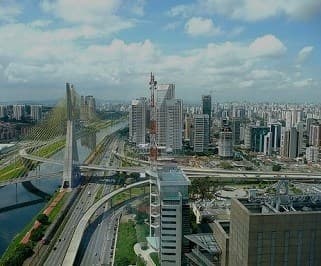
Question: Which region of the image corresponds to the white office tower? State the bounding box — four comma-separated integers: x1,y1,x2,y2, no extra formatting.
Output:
306,146,319,163
156,84,183,152
0,105,7,118
30,105,42,121
193,114,209,153
12,105,25,120
218,127,233,158
156,84,175,147
129,97,146,146
148,167,190,266
281,127,299,159
263,132,272,156
165,99,183,152
309,124,321,146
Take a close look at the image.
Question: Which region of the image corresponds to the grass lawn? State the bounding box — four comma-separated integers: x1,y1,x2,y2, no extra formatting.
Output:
150,252,160,266
136,223,149,243
114,220,137,265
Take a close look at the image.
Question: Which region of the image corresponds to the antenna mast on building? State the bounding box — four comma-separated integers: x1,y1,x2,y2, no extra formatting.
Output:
149,72,158,168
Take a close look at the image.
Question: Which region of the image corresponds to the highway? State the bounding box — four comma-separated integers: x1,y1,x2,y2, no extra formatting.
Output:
78,137,125,265
62,179,150,266
44,135,119,266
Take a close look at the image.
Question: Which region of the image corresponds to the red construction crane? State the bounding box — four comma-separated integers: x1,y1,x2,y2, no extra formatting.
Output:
149,72,158,167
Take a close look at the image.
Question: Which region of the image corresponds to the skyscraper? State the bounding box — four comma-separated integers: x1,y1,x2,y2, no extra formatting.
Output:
231,118,241,145
263,132,272,156
129,97,147,146
156,84,183,152
148,167,190,266
202,95,212,141
281,127,299,158
156,84,175,147
165,99,183,152
218,126,233,158
268,122,282,152
193,114,209,153
30,105,43,121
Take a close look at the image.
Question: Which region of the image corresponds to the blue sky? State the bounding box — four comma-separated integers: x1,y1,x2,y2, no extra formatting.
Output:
0,0,320,103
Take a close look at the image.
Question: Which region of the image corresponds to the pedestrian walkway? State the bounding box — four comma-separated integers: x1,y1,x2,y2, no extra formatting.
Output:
134,243,156,266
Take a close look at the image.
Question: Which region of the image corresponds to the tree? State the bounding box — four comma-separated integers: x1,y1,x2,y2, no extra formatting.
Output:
272,164,281,171
37,213,49,224
190,177,215,200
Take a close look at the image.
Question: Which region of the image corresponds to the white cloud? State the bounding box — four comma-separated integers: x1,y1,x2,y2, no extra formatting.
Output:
0,21,317,101
40,0,120,24
29,20,52,28
0,2,21,22
169,0,321,21
297,46,314,63
185,17,221,37
249,34,287,57
163,21,181,31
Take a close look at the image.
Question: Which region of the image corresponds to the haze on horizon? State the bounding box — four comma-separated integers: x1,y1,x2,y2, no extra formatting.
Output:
0,0,320,103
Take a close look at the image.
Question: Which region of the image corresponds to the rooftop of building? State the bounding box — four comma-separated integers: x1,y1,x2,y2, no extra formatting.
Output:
236,194,321,215
157,166,190,185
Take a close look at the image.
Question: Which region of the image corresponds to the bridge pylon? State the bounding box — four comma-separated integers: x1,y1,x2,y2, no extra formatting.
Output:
61,83,80,191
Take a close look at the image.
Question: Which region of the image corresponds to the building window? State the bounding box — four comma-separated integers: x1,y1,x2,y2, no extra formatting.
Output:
271,231,276,266
284,231,290,266
297,231,303,266
309,231,316,266
257,232,263,266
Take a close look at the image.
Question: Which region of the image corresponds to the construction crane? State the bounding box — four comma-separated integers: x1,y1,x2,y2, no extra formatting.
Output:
149,72,158,168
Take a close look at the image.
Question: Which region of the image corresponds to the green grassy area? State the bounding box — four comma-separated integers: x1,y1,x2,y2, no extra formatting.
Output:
94,186,103,203
0,139,65,182
150,252,160,266
48,193,69,223
112,187,146,206
136,223,149,243
114,220,138,266
33,139,65,158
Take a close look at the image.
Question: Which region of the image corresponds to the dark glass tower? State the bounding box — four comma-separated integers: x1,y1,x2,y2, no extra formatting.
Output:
202,95,212,141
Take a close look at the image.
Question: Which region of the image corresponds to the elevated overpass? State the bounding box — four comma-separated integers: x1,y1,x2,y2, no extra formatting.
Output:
62,179,150,266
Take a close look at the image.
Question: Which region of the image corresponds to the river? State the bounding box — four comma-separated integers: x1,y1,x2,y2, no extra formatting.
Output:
0,122,127,256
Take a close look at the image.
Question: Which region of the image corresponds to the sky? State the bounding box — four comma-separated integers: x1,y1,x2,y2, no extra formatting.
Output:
0,0,321,103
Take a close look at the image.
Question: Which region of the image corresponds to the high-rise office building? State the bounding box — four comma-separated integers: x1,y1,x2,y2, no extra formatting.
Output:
193,114,209,153
218,126,233,158
80,95,96,120
129,97,147,146
245,126,269,152
263,132,272,156
231,118,240,145
306,146,319,163
156,84,175,147
202,95,212,141
281,127,299,158
309,124,321,146
165,99,183,152
156,84,183,152
12,105,25,120
148,167,190,266
0,105,7,118
268,122,282,152
30,105,43,121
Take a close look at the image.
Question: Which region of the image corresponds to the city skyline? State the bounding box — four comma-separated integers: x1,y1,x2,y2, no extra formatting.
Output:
0,1,320,102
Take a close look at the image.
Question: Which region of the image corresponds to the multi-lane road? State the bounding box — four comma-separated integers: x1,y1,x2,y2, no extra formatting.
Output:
43,132,128,266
